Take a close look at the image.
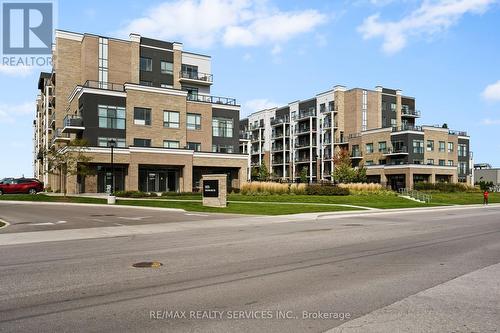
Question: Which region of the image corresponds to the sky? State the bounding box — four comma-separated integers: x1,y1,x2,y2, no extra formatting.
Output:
1,0,500,178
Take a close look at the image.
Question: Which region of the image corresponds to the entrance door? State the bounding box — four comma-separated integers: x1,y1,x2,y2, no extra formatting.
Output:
167,170,178,192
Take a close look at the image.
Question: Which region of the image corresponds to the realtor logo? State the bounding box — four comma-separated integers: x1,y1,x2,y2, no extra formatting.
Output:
2,1,53,54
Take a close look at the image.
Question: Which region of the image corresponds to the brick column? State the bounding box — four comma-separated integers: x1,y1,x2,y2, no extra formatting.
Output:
127,163,139,191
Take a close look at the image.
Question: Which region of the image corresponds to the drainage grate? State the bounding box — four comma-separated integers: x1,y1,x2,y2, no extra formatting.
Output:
132,261,163,268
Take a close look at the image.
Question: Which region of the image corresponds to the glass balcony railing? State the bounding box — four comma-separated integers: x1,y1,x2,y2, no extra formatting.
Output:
187,93,236,105
83,80,125,92
179,71,213,83
401,108,421,117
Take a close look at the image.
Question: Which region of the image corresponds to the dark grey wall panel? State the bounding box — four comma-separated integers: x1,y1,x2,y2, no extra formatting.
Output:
212,107,240,152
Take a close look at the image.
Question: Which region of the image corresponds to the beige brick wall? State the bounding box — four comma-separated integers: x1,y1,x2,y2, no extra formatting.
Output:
173,49,182,89
356,130,392,163
125,90,188,147
80,35,98,84
423,128,458,164
186,102,213,151
367,90,382,130
343,89,361,136
130,40,140,84
108,39,132,84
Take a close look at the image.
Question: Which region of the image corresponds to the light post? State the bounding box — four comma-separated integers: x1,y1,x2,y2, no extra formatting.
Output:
109,139,116,194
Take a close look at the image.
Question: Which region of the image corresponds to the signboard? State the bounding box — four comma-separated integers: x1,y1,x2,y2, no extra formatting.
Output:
203,180,219,198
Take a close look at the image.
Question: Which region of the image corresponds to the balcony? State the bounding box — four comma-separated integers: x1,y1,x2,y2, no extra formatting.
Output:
187,93,236,106
62,115,84,133
297,110,317,121
296,126,316,135
49,111,56,128
272,157,290,165
351,151,363,159
51,128,70,146
382,147,409,155
448,129,468,136
295,156,316,163
401,108,421,117
272,144,289,152
179,71,213,85
392,125,423,132
296,141,316,149
323,120,338,129
271,117,289,126
83,80,125,92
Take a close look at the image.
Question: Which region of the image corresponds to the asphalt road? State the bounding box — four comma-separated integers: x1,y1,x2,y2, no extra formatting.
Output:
0,203,499,332
0,201,243,233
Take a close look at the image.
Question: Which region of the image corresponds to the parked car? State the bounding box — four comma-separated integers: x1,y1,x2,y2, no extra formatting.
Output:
0,178,44,195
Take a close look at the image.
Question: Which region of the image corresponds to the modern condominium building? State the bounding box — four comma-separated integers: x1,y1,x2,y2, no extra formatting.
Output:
34,30,247,194
240,86,472,189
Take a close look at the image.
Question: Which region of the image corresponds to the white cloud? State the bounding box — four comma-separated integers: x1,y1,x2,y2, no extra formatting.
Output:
0,102,35,123
481,118,500,125
482,80,500,101
358,0,497,54
0,65,34,77
242,98,280,116
118,0,327,49
271,45,282,55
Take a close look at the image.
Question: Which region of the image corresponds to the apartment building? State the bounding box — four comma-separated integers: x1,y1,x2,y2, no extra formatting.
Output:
34,30,247,194
240,86,472,189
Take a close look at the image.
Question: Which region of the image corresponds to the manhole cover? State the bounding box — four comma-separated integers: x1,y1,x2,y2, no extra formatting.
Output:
132,261,163,268
343,224,363,227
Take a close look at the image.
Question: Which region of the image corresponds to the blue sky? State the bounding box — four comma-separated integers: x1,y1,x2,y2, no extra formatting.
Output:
1,0,500,178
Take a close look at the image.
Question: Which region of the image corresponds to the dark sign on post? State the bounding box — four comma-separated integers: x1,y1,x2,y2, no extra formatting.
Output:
203,180,219,198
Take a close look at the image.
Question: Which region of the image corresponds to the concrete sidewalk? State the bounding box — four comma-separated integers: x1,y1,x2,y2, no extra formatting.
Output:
326,263,500,333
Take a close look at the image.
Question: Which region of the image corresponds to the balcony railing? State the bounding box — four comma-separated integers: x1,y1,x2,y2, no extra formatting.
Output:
63,115,83,128
272,144,290,151
401,109,421,117
51,128,70,145
179,71,213,83
83,80,125,92
295,156,316,163
296,141,316,148
392,125,423,132
187,93,236,106
351,151,363,158
297,110,317,120
271,117,289,126
448,129,468,136
383,147,409,155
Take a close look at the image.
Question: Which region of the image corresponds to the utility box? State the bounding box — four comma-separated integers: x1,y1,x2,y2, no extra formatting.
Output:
202,174,227,207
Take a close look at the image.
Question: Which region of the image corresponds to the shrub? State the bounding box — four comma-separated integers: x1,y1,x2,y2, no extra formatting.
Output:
305,184,350,196
114,191,158,198
414,182,478,192
239,182,306,195
160,192,200,197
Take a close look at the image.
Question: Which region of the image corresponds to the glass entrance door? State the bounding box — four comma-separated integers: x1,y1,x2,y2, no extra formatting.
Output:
139,168,179,193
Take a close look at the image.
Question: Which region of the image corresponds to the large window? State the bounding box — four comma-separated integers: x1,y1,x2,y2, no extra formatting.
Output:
427,140,434,152
426,159,434,165
188,142,201,151
448,160,454,166
187,113,201,130
163,111,180,128
160,61,173,75
378,141,387,153
439,159,446,166
439,141,446,152
448,142,454,153
458,143,467,157
140,57,152,72
212,144,233,153
459,162,467,174
98,37,108,87
133,138,151,147
134,107,151,126
366,143,373,154
213,117,233,137
163,140,180,149
98,137,126,148
140,80,152,86
413,139,424,154
98,105,125,129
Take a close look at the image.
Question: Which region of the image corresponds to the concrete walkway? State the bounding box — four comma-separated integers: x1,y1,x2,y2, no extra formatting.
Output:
327,262,500,333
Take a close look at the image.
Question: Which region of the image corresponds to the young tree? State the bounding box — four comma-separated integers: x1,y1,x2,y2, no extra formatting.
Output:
354,162,367,183
299,166,308,183
332,149,355,183
46,138,95,195
258,162,269,181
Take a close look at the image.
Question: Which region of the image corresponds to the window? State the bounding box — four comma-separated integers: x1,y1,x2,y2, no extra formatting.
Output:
413,160,423,165
160,83,172,89
459,162,467,174
133,138,151,147
182,86,198,97
391,118,397,128
187,113,201,130
458,144,467,157
362,90,367,131
98,37,108,87
448,142,454,153
320,103,325,113
366,143,374,154
427,140,434,152
426,159,434,165
328,101,334,112
213,117,234,137
140,57,152,72
98,137,126,148
413,139,424,154
365,160,374,166
163,111,180,128
439,141,446,152
212,144,233,153
98,105,125,129
163,140,180,149
181,64,198,79
390,103,397,112
160,61,173,75
439,159,446,166
448,160,454,166
134,107,151,126
378,141,387,153
140,80,152,86
188,142,201,151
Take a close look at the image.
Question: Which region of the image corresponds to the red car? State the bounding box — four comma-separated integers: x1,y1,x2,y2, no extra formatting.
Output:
0,178,44,195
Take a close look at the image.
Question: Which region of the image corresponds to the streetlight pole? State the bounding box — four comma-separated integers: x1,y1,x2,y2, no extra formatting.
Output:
109,139,116,195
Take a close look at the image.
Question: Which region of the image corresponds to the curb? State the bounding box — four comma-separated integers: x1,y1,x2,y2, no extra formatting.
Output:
0,218,10,230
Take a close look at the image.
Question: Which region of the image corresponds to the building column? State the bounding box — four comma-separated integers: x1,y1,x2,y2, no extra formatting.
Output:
396,89,402,129
407,170,414,189
380,172,387,188
66,173,77,194
127,163,139,191
182,165,193,193
430,172,436,184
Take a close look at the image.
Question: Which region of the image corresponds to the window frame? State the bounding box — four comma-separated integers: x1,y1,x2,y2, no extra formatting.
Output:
133,138,151,147
187,113,201,130
133,107,151,126
163,140,180,149
187,142,201,151
212,117,234,138
140,57,152,72
98,105,126,129
160,61,173,75
163,111,180,128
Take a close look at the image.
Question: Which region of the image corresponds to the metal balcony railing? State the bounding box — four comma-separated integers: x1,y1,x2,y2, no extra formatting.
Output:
271,117,289,125
401,109,421,117
187,93,236,105
63,115,83,127
83,80,125,92
179,71,213,83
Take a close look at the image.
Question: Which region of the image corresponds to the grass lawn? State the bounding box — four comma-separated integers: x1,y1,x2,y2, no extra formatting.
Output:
0,192,497,215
